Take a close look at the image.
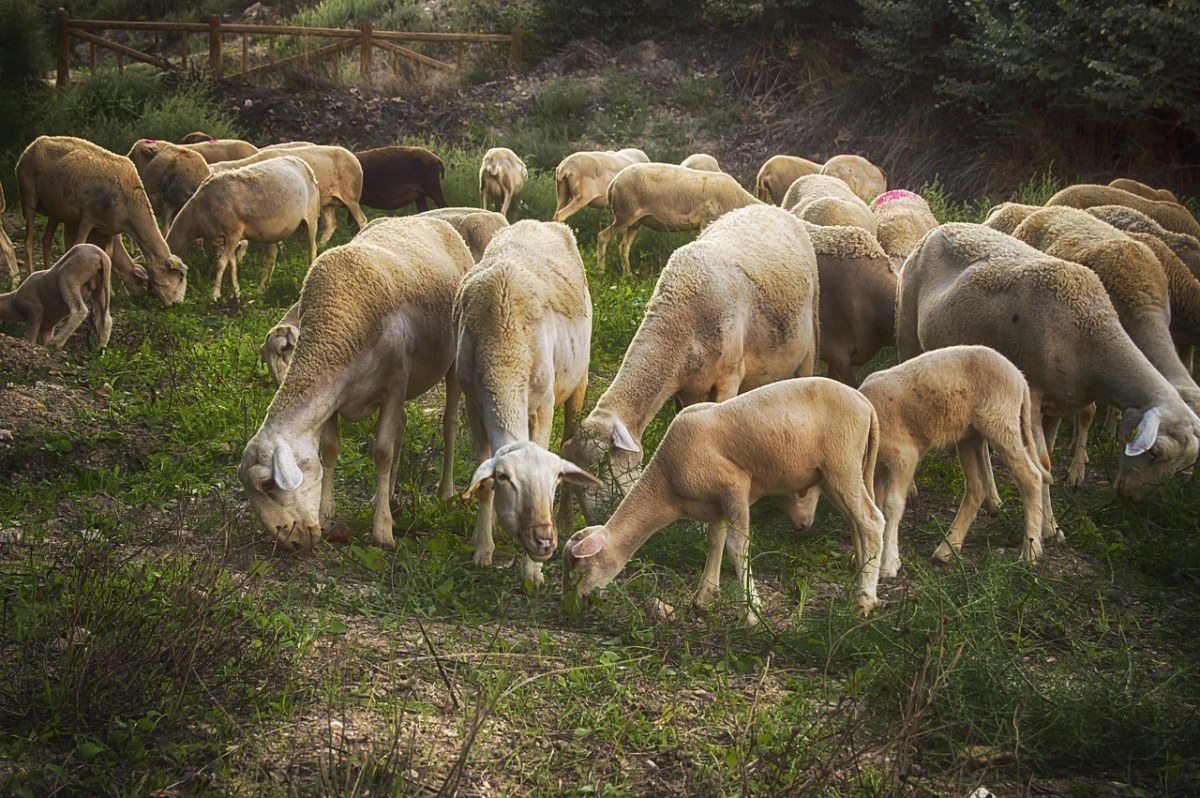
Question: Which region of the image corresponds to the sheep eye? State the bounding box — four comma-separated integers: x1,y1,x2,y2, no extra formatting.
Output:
495,472,511,483
1147,447,1159,462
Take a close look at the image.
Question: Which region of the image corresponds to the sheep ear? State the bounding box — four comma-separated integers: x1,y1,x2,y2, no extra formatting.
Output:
559,458,603,489
272,442,304,491
463,458,496,498
570,530,608,559
611,420,640,454
284,327,299,350
167,255,188,273
131,265,148,285
1125,407,1162,457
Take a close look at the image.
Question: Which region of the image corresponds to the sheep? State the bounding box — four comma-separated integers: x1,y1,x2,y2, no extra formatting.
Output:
1080,204,1200,282
15,136,188,306
356,145,448,212
455,220,603,588
211,144,369,245
896,223,1200,558
804,223,896,386
680,153,721,172
820,154,887,202
179,131,215,144
0,243,111,349
261,301,300,385
181,138,259,164
563,205,820,525
416,207,510,263
126,139,210,229
1047,184,1200,240
1108,178,1178,203
781,174,877,236
755,154,823,205
1,183,19,285
981,202,1041,235
552,148,650,223
870,189,939,267
167,156,321,300
597,163,763,274
478,147,528,218
859,345,1052,572
238,216,473,550
562,377,886,623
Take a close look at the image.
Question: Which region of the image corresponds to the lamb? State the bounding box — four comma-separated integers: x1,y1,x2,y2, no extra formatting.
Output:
870,189,939,267
820,154,887,202
0,183,19,285
455,220,602,588
0,243,112,349
356,145,448,212
563,377,886,623
126,139,210,229
552,148,650,223
211,144,369,244
563,205,820,523
261,301,300,385
167,156,321,300
181,138,259,163
1047,184,1200,240
981,202,1041,235
478,147,528,218
416,207,509,262
238,216,473,549
781,174,877,235
16,136,188,306
859,346,1051,571
804,223,896,386
756,154,823,205
896,223,1200,558
680,153,721,172
1108,178,1178,203
597,163,763,274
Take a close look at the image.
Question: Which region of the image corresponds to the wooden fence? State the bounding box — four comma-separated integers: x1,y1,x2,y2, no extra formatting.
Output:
54,8,522,88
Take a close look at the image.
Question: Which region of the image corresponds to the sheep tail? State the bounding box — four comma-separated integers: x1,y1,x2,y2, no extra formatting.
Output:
863,406,880,505
1021,385,1053,482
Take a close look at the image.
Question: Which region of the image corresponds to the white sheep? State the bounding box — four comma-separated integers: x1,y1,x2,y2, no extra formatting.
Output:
478,147,528,218
181,138,259,163
896,223,1200,557
563,377,886,623
755,154,823,205
563,205,820,525
860,345,1052,570
870,189,939,267
126,139,211,230
455,220,602,587
167,156,321,300
680,153,721,172
782,174,877,235
238,216,473,549
1047,184,1200,241
15,136,188,306
597,163,763,274
552,148,650,222
0,243,112,349
981,202,1041,235
1108,178,1177,204
820,154,887,202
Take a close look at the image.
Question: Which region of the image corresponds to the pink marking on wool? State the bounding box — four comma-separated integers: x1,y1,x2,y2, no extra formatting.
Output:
873,189,918,207
143,139,158,144
208,138,218,143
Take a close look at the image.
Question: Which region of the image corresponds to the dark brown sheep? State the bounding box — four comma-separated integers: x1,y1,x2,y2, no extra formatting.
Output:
355,146,447,212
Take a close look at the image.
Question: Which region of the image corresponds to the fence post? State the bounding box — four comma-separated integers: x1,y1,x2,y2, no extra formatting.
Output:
510,27,522,67
209,16,222,81
361,21,373,81
56,8,70,89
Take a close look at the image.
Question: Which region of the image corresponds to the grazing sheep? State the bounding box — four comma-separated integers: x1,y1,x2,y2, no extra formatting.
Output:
755,154,823,205
860,346,1051,571
212,144,369,245
782,174,877,235
982,202,1041,235
126,139,210,229
871,189,939,267
16,135,188,305
804,223,896,386
167,156,321,300
1081,204,1200,282
0,243,111,349
820,154,887,202
552,148,650,223
416,207,509,262
1108,178,1177,203
1047,184,1200,240
238,216,473,549
563,377,886,623
563,205,820,524
896,223,1200,558
597,163,762,274
455,220,602,587
1,183,19,285
479,147,528,218
261,301,300,385
356,145,448,212
181,138,259,163
680,153,721,172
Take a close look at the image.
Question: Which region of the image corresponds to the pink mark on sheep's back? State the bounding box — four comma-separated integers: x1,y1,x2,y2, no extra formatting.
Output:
872,189,919,208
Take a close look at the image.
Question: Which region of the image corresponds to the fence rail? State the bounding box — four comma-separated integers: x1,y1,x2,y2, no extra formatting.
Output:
54,8,522,88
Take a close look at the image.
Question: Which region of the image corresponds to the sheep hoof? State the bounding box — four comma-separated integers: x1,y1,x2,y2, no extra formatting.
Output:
931,542,958,564
372,528,396,548
983,493,1002,515
1066,464,1086,489
854,594,879,616
692,584,720,613
472,548,494,567
1020,537,1043,563
879,560,901,580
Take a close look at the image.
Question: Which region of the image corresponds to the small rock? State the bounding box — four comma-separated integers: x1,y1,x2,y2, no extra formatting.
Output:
0,527,22,544
644,597,675,622
0,429,14,443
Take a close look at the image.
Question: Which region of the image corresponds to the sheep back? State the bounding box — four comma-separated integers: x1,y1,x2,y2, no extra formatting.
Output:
871,190,939,262
1047,184,1200,240
755,154,823,204
1108,178,1178,203
820,154,887,202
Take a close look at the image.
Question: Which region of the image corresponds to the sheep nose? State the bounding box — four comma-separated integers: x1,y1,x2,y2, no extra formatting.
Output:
535,536,555,555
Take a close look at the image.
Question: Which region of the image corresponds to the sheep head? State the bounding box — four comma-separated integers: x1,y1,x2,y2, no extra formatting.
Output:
464,441,601,561
261,323,299,385
238,433,325,550
148,254,188,306
561,526,620,612
1114,404,1200,501
561,411,642,524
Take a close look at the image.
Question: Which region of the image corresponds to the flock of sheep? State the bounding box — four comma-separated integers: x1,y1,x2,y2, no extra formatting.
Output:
2,131,1199,624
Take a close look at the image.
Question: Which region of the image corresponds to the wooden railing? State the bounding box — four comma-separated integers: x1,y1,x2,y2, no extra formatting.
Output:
54,8,522,88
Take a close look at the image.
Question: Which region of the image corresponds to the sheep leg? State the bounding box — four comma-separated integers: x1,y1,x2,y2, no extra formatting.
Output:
875,459,915,577
41,221,57,271
1036,409,1064,547
986,420,1048,565
693,520,727,614
318,204,337,246
1066,403,1096,488
213,239,241,301
553,194,592,224
0,224,18,284
980,441,1002,514
819,467,883,615
556,377,588,531
46,292,89,350
370,396,407,547
436,367,461,500
343,197,368,233
595,221,619,269
1179,344,1194,374
258,243,279,293
22,306,45,344
19,173,39,275
720,493,761,626
466,396,496,567
387,404,408,513
319,416,340,525
935,432,991,562
500,192,513,218
416,196,430,213
618,225,641,276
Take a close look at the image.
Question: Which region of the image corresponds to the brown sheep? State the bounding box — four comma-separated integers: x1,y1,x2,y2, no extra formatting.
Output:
355,146,447,212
